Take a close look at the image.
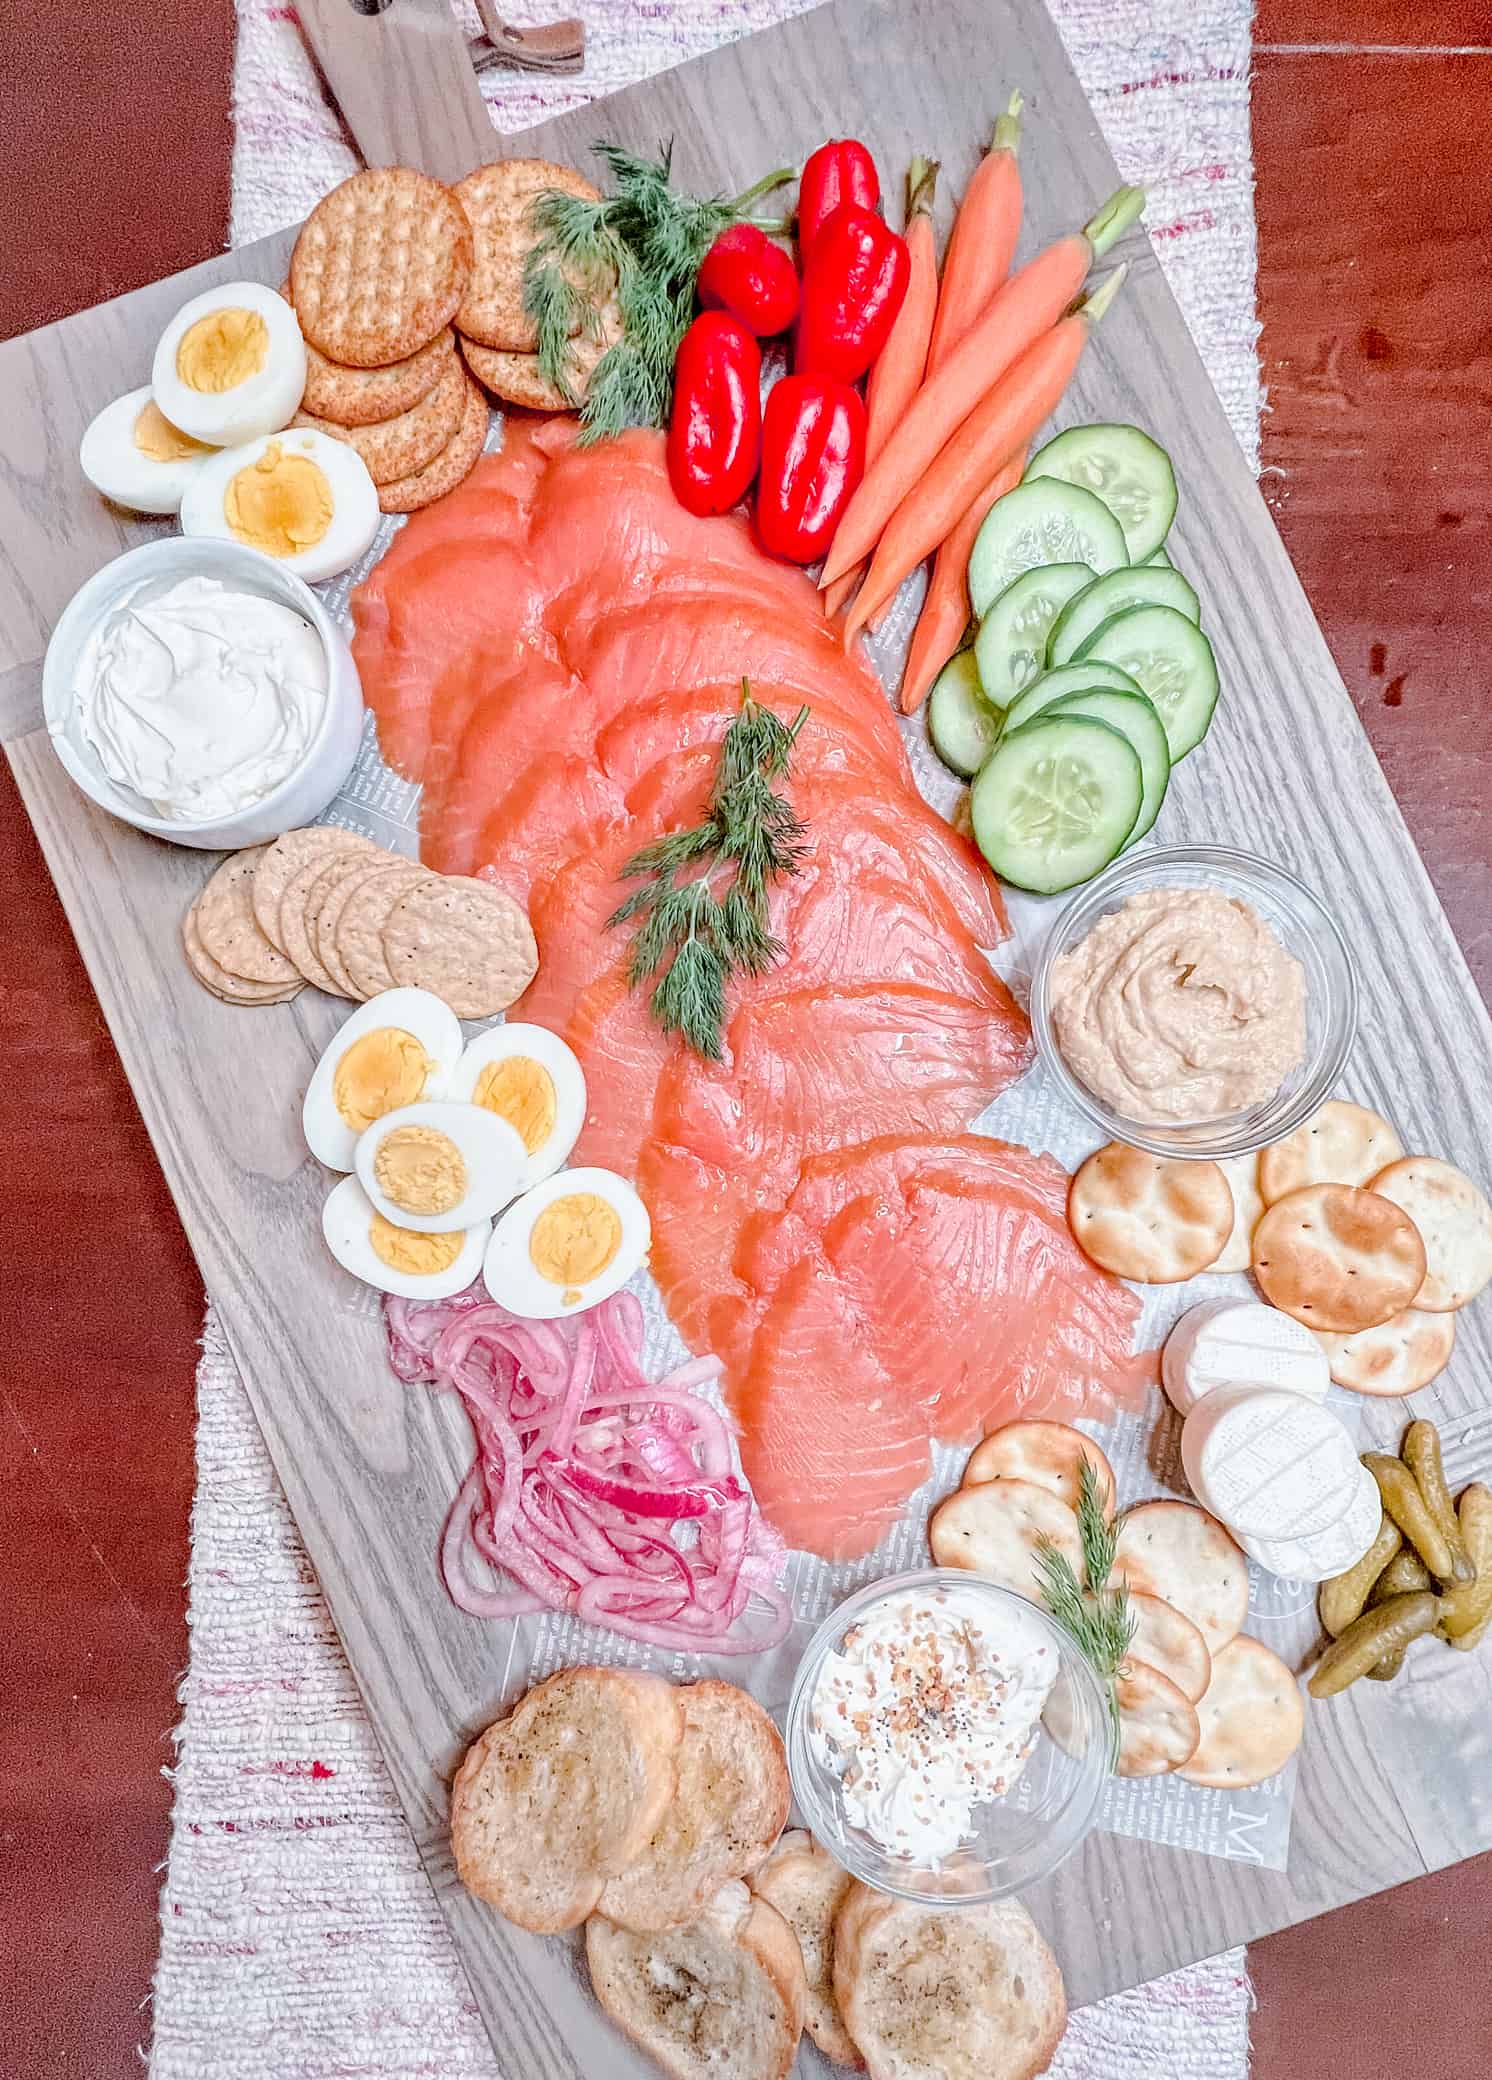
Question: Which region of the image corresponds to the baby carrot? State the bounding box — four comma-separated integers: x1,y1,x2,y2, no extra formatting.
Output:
925,92,1023,375
822,156,941,620
820,184,1143,588
899,451,1026,712
844,268,1126,646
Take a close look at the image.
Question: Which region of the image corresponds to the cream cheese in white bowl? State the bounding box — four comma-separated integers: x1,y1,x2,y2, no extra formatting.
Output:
43,537,365,850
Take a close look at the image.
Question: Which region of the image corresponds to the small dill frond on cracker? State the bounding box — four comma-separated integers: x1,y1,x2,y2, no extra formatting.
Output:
1035,1458,1135,1770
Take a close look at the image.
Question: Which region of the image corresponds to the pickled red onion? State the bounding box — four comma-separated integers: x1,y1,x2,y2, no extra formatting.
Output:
386,1286,791,1655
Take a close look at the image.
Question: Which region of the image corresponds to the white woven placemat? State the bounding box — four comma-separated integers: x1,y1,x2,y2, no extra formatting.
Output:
150,4,1261,2071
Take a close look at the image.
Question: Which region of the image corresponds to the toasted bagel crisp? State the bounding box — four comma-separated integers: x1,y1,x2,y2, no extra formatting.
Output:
753,1832,863,2068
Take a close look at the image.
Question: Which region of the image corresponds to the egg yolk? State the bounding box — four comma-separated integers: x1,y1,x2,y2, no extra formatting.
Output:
132,398,211,463
225,440,335,559
332,1027,431,1133
368,1213,464,1278
529,1193,622,1292
373,1124,467,1216
176,306,270,392
473,1057,556,1156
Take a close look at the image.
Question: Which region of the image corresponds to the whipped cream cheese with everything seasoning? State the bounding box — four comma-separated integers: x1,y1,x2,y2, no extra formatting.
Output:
808,1583,1057,1859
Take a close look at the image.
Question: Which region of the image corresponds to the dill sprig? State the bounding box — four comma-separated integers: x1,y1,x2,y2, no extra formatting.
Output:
608,683,809,1058
523,141,796,443
1034,1458,1136,1770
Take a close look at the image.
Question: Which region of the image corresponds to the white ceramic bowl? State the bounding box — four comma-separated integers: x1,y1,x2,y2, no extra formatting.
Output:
41,536,365,850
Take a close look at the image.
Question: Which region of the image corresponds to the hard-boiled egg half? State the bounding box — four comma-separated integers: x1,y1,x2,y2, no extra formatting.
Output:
354,1099,527,1234
450,1024,586,1187
180,427,380,584
303,989,463,1172
483,1168,650,1319
152,280,306,448
323,1175,488,1300
79,385,214,515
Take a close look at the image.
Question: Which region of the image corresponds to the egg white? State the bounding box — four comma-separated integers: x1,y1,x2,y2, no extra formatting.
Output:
449,1024,587,1187
322,1175,488,1300
303,988,463,1172
354,1099,528,1234
152,281,307,448
179,427,381,585
482,1166,651,1320
78,386,211,515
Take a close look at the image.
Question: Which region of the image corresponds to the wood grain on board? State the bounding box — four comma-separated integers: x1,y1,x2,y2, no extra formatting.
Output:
3,1,1492,2076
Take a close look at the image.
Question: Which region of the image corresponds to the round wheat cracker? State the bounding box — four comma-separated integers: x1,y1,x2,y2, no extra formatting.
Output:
1068,1144,1232,1283
290,167,472,368
963,1421,1116,1516
1115,1659,1200,1777
183,904,301,1004
1114,1500,1249,1653
1178,1635,1304,1789
1125,1590,1212,1703
461,301,622,413
1368,1154,1492,1311
334,860,425,999
251,825,374,954
1317,1306,1456,1396
300,323,455,425
377,371,489,514
1252,1182,1426,1332
452,158,602,351
293,351,466,485
928,1478,1081,1601
381,873,537,1018
196,849,301,986
1258,1099,1403,1203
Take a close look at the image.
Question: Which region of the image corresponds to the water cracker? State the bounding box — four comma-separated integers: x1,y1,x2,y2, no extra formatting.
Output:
1368,1155,1492,1311
1177,1635,1305,1789
1252,1181,1427,1332
1068,1144,1232,1283
1258,1099,1404,1203
1114,1500,1249,1653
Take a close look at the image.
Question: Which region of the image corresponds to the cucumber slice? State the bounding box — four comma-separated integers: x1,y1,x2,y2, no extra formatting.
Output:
1046,564,1201,667
974,561,1093,710
1001,660,1147,735
1075,605,1220,761
1144,544,1172,568
928,648,1000,778
1045,689,1170,845
1024,423,1178,564
967,479,1128,619
970,714,1142,894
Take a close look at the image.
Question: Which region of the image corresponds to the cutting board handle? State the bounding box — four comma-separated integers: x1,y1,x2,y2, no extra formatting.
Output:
472,0,585,73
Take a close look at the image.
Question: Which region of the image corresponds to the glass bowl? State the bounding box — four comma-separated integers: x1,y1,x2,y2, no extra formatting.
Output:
1030,844,1358,1161
785,1570,1110,1906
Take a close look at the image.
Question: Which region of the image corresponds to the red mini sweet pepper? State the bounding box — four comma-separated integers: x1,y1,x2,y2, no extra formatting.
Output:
697,224,800,338
667,312,762,517
754,374,867,564
797,137,880,254
795,202,911,384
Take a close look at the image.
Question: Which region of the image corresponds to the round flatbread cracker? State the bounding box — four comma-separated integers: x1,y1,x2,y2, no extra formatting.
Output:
290,167,473,368
293,353,467,486
1115,1659,1200,1777
927,1478,1082,1601
962,1421,1116,1516
335,860,424,999
300,323,455,426
452,159,603,352
277,845,375,996
1068,1144,1233,1283
308,850,396,999
461,300,622,414
1124,1591,1212,1704
1114,1501,1249,1654
1368,1155,1492,1312
1316,1306,1456,1397
381,873,538,1018
1258,1099,1404,1204
377,371,490,515
1178,1635,1304,1790
251,824,375,954
195,849,302,986
1252,1182,1427,1332
183,903,302,1005
1212,1152,1265,1274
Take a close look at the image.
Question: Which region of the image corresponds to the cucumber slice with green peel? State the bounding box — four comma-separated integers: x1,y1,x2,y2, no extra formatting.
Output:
973,561,1094,710
1001,659,1147,734
967,479,1129,619
1144,544,1172,568
1046,564,1201,667
970,714,1143,894
928,648,1001,778
1075,605,1220,762
1024,423,1178,564
1044,688,1170,846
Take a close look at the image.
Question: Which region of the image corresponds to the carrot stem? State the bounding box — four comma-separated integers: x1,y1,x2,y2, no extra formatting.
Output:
906,154,940,220
992,89,1023,157
1083,184,1146,259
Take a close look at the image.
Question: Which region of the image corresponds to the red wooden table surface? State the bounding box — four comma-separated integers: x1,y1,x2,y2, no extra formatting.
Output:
1,2,1489,2072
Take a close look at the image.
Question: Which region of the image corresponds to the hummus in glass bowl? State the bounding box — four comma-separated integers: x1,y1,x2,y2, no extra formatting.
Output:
1032,846,1357,1160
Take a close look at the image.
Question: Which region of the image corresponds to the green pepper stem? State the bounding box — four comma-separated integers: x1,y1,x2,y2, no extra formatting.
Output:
745,214,794,236
1077,264,1127,327
906,155,940,221
993,88,1023,156
732,163,800,211
1083,183,1146,258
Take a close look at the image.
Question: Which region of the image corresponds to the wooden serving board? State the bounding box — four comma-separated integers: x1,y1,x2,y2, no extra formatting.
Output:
4,0,1492,2065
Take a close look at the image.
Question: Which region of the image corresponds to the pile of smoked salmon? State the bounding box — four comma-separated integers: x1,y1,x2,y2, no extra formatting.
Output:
351,421,1149,1559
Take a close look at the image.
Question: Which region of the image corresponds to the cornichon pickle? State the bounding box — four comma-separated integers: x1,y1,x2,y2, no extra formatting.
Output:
1319,1513,1402,1638
1363,1453,1457,1582
1402,1421,1474,1583
1437,1483,1492,1643
1371,1550,1432,1602
1367,1647,1407,1682
1308,1591,1440,1698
